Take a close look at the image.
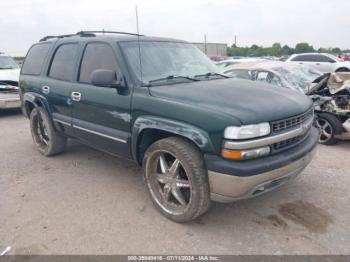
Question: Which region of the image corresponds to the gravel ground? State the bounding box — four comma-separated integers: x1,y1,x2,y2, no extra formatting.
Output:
0,109,349,255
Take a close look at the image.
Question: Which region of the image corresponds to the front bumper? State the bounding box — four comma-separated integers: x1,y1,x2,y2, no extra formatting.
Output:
205,126,318,202
0,93,21,109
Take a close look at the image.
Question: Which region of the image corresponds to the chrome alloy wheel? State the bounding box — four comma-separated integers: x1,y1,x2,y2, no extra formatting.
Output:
147,151,192,215
36,112,50,146
316,118,333,143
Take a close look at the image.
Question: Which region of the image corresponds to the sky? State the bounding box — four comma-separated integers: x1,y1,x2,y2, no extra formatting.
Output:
1,0,350,56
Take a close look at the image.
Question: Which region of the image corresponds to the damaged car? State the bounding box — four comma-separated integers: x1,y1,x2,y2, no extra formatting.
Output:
310,72,350,144
223,61,350,145
0,54,21,109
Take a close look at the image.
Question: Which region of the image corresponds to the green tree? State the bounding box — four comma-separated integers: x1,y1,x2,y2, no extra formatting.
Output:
271,43,282,56
331,47,341,54
295,43,315,53
226,42,346,57
282,45,294,55
318,47,331,53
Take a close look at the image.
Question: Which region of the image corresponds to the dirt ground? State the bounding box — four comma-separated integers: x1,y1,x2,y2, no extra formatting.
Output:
1,109,349,255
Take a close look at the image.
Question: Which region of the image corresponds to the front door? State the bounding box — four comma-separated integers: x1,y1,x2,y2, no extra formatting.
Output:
71,42,132,158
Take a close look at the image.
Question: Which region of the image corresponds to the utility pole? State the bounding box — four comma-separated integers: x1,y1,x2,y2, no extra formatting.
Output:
234,34,237,47
204,34,207,55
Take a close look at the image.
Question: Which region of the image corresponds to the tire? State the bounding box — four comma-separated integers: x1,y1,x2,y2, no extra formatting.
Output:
335,68,350,72
29,107,67,156
315,113,343,145
143,137,211,222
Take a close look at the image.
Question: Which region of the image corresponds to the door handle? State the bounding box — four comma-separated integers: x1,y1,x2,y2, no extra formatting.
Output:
316,63,321,65
42,86,50,94
71,92,81,102
299,62,303,64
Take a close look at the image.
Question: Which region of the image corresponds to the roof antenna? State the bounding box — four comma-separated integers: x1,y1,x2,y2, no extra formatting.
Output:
135,5,143,82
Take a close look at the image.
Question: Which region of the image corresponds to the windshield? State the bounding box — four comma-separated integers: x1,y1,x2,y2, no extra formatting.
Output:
119,41,219,83
0,56,19,69
272,64,322,93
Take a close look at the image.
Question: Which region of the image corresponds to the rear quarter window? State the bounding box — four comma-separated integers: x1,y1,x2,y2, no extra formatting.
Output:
21,43,51,75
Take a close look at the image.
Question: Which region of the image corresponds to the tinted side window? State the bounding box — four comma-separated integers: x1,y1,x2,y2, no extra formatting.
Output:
21,43,51,75
318,55,335,63
49,44,78,81
291,55,304,62
291,55,317,62
79,43,118,83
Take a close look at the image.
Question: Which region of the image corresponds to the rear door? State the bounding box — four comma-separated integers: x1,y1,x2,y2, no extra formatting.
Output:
290,54,315,68
20,42,52,109
42,42,80,136
70,42,132,157
315,55,336,72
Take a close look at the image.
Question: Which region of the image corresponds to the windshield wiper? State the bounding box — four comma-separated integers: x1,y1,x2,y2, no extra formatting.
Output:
194,72,229,79
145,75,199,86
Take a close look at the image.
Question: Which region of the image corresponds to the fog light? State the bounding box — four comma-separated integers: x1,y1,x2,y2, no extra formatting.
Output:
221,146,270,160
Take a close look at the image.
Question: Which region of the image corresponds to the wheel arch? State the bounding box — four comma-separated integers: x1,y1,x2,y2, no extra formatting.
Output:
317,112,344,133
335,67,350,72
132,116,215,165
23,92,51,118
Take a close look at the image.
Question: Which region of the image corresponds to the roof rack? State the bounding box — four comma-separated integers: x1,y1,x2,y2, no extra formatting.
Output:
77,30,144,37
39,30,144,42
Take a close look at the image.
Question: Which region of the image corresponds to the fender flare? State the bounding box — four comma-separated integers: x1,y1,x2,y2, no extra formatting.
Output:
22,92,51,118
131,115,215,161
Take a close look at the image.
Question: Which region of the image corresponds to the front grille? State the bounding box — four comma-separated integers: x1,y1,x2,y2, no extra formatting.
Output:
272,108,314,133
272,128,310,153
0,80,19,93
274,136,302,150
0,80,18,87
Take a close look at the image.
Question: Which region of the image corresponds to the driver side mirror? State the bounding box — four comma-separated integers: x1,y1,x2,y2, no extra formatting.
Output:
90,69,124,88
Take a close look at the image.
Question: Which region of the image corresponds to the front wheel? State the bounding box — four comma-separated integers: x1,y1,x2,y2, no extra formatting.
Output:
143,137,211,222
315,113,342,145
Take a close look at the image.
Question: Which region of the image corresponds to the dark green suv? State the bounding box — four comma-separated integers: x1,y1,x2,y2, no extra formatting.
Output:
20,31,318,222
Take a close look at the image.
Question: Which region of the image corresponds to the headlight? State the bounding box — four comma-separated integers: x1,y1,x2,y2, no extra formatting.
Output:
224,123,270,140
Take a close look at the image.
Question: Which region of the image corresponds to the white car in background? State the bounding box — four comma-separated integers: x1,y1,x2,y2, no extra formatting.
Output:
216,57,267,70
286,53,350,73
0,55,21,109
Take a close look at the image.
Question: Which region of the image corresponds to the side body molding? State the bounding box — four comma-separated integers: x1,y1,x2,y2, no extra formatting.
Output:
132,115,215,160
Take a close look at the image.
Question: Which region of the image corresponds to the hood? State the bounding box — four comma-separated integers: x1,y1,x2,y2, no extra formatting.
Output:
149,78,312,124
0,68,20,82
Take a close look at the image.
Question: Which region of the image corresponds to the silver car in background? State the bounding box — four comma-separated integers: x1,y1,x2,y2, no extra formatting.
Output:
0,55,21,109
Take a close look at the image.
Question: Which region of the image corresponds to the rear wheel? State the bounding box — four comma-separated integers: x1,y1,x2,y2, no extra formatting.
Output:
30,107,67,156
335,68,350,72
143,137,211,222
315,113,342,145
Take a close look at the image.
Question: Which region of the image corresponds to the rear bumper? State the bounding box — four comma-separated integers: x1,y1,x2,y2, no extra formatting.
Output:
205,127,318,202
0,94,21,109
